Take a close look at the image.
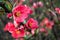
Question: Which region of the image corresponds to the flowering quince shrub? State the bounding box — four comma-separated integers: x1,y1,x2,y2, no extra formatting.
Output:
4,4,39,40
0,0,60,40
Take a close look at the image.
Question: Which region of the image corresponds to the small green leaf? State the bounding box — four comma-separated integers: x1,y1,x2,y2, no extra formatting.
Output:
5,1,12,12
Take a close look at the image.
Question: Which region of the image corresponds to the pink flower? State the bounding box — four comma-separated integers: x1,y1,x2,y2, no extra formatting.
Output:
43,18,49,24
4,22,25,38
40,18,54,29
20,0,25,2
31,29,35,35
40,28,48,35
12,29,25,38
26,18,38,29
32,3,38,8
26,31,30,35
4,22,15,33
18,25,24,30
40,28,46,32
40,18,49,27
43,18,54,29
20,38,24,40
12,5,33,22
55,7,59,11
55,7,60,14
46,21,54,29
37,1,43,7
14,20,19,27
7,13,12,18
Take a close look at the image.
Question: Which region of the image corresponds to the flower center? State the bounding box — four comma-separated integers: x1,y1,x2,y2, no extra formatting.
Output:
29,22,32,27
15,11,21,17
15,29,20,34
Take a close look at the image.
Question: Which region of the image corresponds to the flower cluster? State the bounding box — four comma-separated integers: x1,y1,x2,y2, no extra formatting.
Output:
4,4,38,39
40,18,54,34
32,1,43,8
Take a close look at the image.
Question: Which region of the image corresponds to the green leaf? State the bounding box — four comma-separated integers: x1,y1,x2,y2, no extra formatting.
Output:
5,1,12,12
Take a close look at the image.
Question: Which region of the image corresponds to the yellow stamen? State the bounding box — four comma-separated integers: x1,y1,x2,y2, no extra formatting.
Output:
15,29,20,34
29,22,32,27
16,11,21,17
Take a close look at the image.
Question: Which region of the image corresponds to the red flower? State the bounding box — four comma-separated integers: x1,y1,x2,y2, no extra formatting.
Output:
4,22,15,33
4,22,25,38
26,18,38,29
12,5,33,22
12,29,25,38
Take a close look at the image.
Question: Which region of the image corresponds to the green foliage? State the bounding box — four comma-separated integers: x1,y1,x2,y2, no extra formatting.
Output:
5,1,12,12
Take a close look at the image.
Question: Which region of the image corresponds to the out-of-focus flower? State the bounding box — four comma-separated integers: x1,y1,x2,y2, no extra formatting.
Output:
43,18,49,24
55,8,59,11
7,13,12,18
20,0,25,2
40,28,48,36
12,29,25,38
26,18,38,29
40,18,54,29
32,3,38,8
20,38,24,40
26,31,30,35
4,22,15,33
18,25,24,30
40,18,49,27
40,28,46,32
14,20,19,27
46,21,54,29
31,29,35,35
55,7,60,14
37,1,43,7
12,5,33,22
